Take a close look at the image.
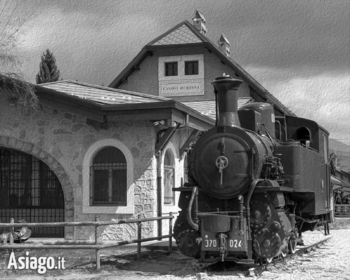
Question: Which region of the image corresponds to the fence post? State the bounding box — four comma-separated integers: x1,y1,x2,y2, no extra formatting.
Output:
95,217,100,270
95,217,99,244
9,218,14,246
96,249,100,270
168,212,173,254
137,221,142,259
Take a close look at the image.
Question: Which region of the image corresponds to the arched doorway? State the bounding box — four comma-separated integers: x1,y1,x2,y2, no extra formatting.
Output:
0,148,64,237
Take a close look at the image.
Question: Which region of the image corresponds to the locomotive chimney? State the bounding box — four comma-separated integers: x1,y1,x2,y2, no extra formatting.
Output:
212,75,243,127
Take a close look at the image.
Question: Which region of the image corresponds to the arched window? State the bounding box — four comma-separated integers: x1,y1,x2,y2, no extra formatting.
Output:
164,149,175,205
295,127,311,145
0,148,64,237
90,147,127,206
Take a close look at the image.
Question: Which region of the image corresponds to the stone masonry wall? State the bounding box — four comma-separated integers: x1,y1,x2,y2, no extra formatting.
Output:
0,96,157,241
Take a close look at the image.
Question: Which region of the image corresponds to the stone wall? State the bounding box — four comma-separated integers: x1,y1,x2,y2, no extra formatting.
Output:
0,96,159,241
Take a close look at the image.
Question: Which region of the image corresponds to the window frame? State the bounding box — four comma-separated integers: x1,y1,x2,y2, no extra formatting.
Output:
90,151,127,206
163,148,175,205
185,60,199,75
82,139,134,214
164,62,178,76
158,54,204,82
161,143,180,215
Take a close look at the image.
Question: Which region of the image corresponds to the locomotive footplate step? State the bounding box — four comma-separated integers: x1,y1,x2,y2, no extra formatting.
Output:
143,240,178,252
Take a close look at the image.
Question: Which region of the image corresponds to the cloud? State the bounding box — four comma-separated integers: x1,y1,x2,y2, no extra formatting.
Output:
9,0,350,147
219,1,350,73
247,66,350,143
16,3,164,83
14,0,350,84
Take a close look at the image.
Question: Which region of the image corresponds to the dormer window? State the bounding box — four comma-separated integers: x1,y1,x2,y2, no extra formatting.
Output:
165,62,178,76
185,61,199,75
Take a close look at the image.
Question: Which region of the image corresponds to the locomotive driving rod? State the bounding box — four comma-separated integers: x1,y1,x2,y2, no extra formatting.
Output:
187,187,199,230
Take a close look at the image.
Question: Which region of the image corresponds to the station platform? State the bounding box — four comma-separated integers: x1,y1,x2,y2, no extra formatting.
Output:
331,217,350,229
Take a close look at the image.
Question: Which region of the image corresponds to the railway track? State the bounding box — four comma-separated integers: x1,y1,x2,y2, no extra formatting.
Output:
249,235,332,277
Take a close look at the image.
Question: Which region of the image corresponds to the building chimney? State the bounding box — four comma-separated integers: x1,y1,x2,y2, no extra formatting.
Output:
218,34,231,57
192,10,207,36
212,75,243,127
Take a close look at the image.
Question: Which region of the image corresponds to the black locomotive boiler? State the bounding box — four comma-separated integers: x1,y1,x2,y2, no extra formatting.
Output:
173,76,332,264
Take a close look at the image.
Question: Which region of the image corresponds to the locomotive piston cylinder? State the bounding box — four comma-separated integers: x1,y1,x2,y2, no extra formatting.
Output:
212,76,243,127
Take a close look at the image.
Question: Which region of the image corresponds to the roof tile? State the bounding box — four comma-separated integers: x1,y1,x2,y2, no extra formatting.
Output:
153,24,202,45
182,98,252,120
40,80,171,105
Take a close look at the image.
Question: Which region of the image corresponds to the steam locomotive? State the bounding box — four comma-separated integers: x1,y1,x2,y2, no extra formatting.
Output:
173,76,332,264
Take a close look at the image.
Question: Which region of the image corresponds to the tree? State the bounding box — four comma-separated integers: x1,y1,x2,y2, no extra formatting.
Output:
0,0,37,107
36,49,60,84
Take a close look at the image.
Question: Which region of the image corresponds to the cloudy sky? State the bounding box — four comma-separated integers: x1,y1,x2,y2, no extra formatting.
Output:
6,0,350,145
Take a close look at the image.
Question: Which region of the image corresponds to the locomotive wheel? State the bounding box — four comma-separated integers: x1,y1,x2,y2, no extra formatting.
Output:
254,229,281,259
280,246,288,257
261,257,273,264
250,201,272,231
176,230,201,258
288,239,297,254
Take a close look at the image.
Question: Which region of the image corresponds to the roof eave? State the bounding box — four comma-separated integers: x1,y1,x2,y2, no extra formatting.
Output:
102,99,214,130
34,84,105,122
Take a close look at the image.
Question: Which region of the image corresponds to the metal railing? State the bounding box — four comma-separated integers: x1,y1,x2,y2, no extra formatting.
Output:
0,213,175,270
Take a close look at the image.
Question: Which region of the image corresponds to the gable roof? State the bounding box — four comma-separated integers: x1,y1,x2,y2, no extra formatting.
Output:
109,20,295,117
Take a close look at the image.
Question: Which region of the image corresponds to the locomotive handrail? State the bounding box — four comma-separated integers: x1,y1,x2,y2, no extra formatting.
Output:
197,211,241,216
246,179,265,240
238,195,244,233
172,187,196,192
187,187,199,230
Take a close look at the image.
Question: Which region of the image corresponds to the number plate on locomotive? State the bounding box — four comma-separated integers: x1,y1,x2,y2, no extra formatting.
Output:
203,238,243,249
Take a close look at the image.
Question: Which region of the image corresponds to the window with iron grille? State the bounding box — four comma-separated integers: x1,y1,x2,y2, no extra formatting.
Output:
165,62,178,76
185,61,199,75
90,147,127,206
0,148,64,237
164,149,175,205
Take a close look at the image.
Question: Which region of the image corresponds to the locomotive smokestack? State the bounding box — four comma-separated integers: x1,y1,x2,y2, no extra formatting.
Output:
212,75,243,127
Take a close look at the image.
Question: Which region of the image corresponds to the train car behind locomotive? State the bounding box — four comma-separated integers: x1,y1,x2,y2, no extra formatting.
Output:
173,75,332,264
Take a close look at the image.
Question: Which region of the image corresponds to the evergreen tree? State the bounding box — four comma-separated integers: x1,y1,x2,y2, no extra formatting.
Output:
36,49,60,84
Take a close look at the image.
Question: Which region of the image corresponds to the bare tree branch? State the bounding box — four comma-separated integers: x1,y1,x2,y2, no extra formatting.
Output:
0,0,38,108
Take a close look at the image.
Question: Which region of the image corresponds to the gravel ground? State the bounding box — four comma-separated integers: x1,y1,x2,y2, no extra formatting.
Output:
0,229,348,280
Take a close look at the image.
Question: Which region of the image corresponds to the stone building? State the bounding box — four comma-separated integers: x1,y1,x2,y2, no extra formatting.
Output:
0,81,212,240
0,11,295,241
